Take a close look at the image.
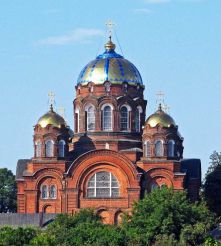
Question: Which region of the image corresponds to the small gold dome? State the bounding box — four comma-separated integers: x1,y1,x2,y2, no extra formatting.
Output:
146,104,176,128
37,105,66,128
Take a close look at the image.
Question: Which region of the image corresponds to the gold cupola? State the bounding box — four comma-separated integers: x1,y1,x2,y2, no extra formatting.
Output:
37,105,67,128
77,37,143,86
145,104,176,128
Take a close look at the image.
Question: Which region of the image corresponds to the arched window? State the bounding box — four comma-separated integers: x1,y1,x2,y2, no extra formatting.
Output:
41,185,48,199
36,141,42,157
58,140,65,157
151,183,159,190
103,105,112,131
87,171,119,198
146,141,151,157
45,140,54,157
49,185,57,199
120,106,129,131
168,140,175,157
87,106,95,131
135,106,142,132
75,107,80,133
155,140,163,157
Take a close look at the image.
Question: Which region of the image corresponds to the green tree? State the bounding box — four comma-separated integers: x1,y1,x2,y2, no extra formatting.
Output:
122,187,216,246
30,209,126,246
0,226,38,246
203,151,221,216
0,168,17,213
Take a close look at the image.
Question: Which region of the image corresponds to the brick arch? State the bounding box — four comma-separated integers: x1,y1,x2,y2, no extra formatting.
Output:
145,167,174,190
66,150,139,189
33,168,63,190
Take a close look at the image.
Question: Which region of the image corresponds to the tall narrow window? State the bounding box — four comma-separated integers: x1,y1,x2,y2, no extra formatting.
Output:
87,172,119,198
103,105,112,131
146,141,151,157
168,140,175,157
45,140,54,157
135,108,140,132
87,106,95,131
155,140,163,157
120,106,129,131
75,108,80,133
36,141,42,157
49,185,57,199
41,185,48,199
58,140,65,157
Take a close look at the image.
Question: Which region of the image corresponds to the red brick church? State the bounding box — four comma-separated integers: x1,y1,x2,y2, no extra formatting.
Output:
16,37,201,224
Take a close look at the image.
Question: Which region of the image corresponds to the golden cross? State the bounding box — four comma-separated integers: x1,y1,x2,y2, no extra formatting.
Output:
48,91,55,107
156,90,165,110
105,19,115,38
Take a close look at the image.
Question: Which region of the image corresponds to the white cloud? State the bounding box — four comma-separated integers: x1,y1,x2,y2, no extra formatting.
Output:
36,28,103,46
133,8,153,14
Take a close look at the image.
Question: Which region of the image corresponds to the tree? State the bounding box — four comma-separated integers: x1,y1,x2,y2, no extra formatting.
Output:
30,209,126,246
0,168,17,213
203,151,221,216
0,226,38,246
122,187,216,246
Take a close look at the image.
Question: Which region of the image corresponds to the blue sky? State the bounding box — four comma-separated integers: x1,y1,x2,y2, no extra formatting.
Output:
0,0,220,177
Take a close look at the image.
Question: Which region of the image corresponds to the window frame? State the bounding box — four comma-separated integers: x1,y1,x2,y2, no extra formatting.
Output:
86,105,96,131
45,140,54,157
87,171,119,198
155,140,164,157
58,140,65,158
102,104,113,131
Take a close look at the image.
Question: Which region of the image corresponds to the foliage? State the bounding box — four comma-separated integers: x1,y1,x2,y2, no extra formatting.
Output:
0,226,38,246
122,187,216,246
0,168,17,213
0,189,217,246
203,151,221,216
30,209,126,246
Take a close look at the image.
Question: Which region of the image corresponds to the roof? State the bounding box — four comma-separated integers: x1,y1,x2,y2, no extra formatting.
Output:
181,158,201,179
16,159,30,180
77,39,143,86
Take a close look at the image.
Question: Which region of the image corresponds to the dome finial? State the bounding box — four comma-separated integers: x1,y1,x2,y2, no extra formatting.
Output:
158,103,162,111
104,37,116,51
105,20,116,51
50,104,54,112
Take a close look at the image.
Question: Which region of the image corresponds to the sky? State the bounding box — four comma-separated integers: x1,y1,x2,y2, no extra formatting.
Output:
0,0,220,178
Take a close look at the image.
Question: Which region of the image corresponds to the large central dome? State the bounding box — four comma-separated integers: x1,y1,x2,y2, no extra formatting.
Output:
77,38,143,86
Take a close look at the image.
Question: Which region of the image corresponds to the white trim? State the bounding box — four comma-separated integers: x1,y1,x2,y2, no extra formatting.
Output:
137,105,143,113
120,104,132,112
102,105,113,131
101,103,114,111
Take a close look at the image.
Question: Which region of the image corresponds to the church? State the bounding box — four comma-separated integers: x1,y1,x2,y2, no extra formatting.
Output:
16,36,201,224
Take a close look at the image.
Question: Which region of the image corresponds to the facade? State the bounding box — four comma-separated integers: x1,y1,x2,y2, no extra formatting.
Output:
16,38,201,224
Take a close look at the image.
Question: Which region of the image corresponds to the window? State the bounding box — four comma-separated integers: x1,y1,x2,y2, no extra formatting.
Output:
41,185,48,199
120,106,129,131
87,172,119,198
75,108,80,133
36,141,42,157
151,183,159,190
135,106,142,132
135,109,140,132
58,140,65,157
103,105,112,131
155,140,163,157
45,140,54,157
146,141,151,157
168,140,175,157
49,185,57,199
87,106,95,131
